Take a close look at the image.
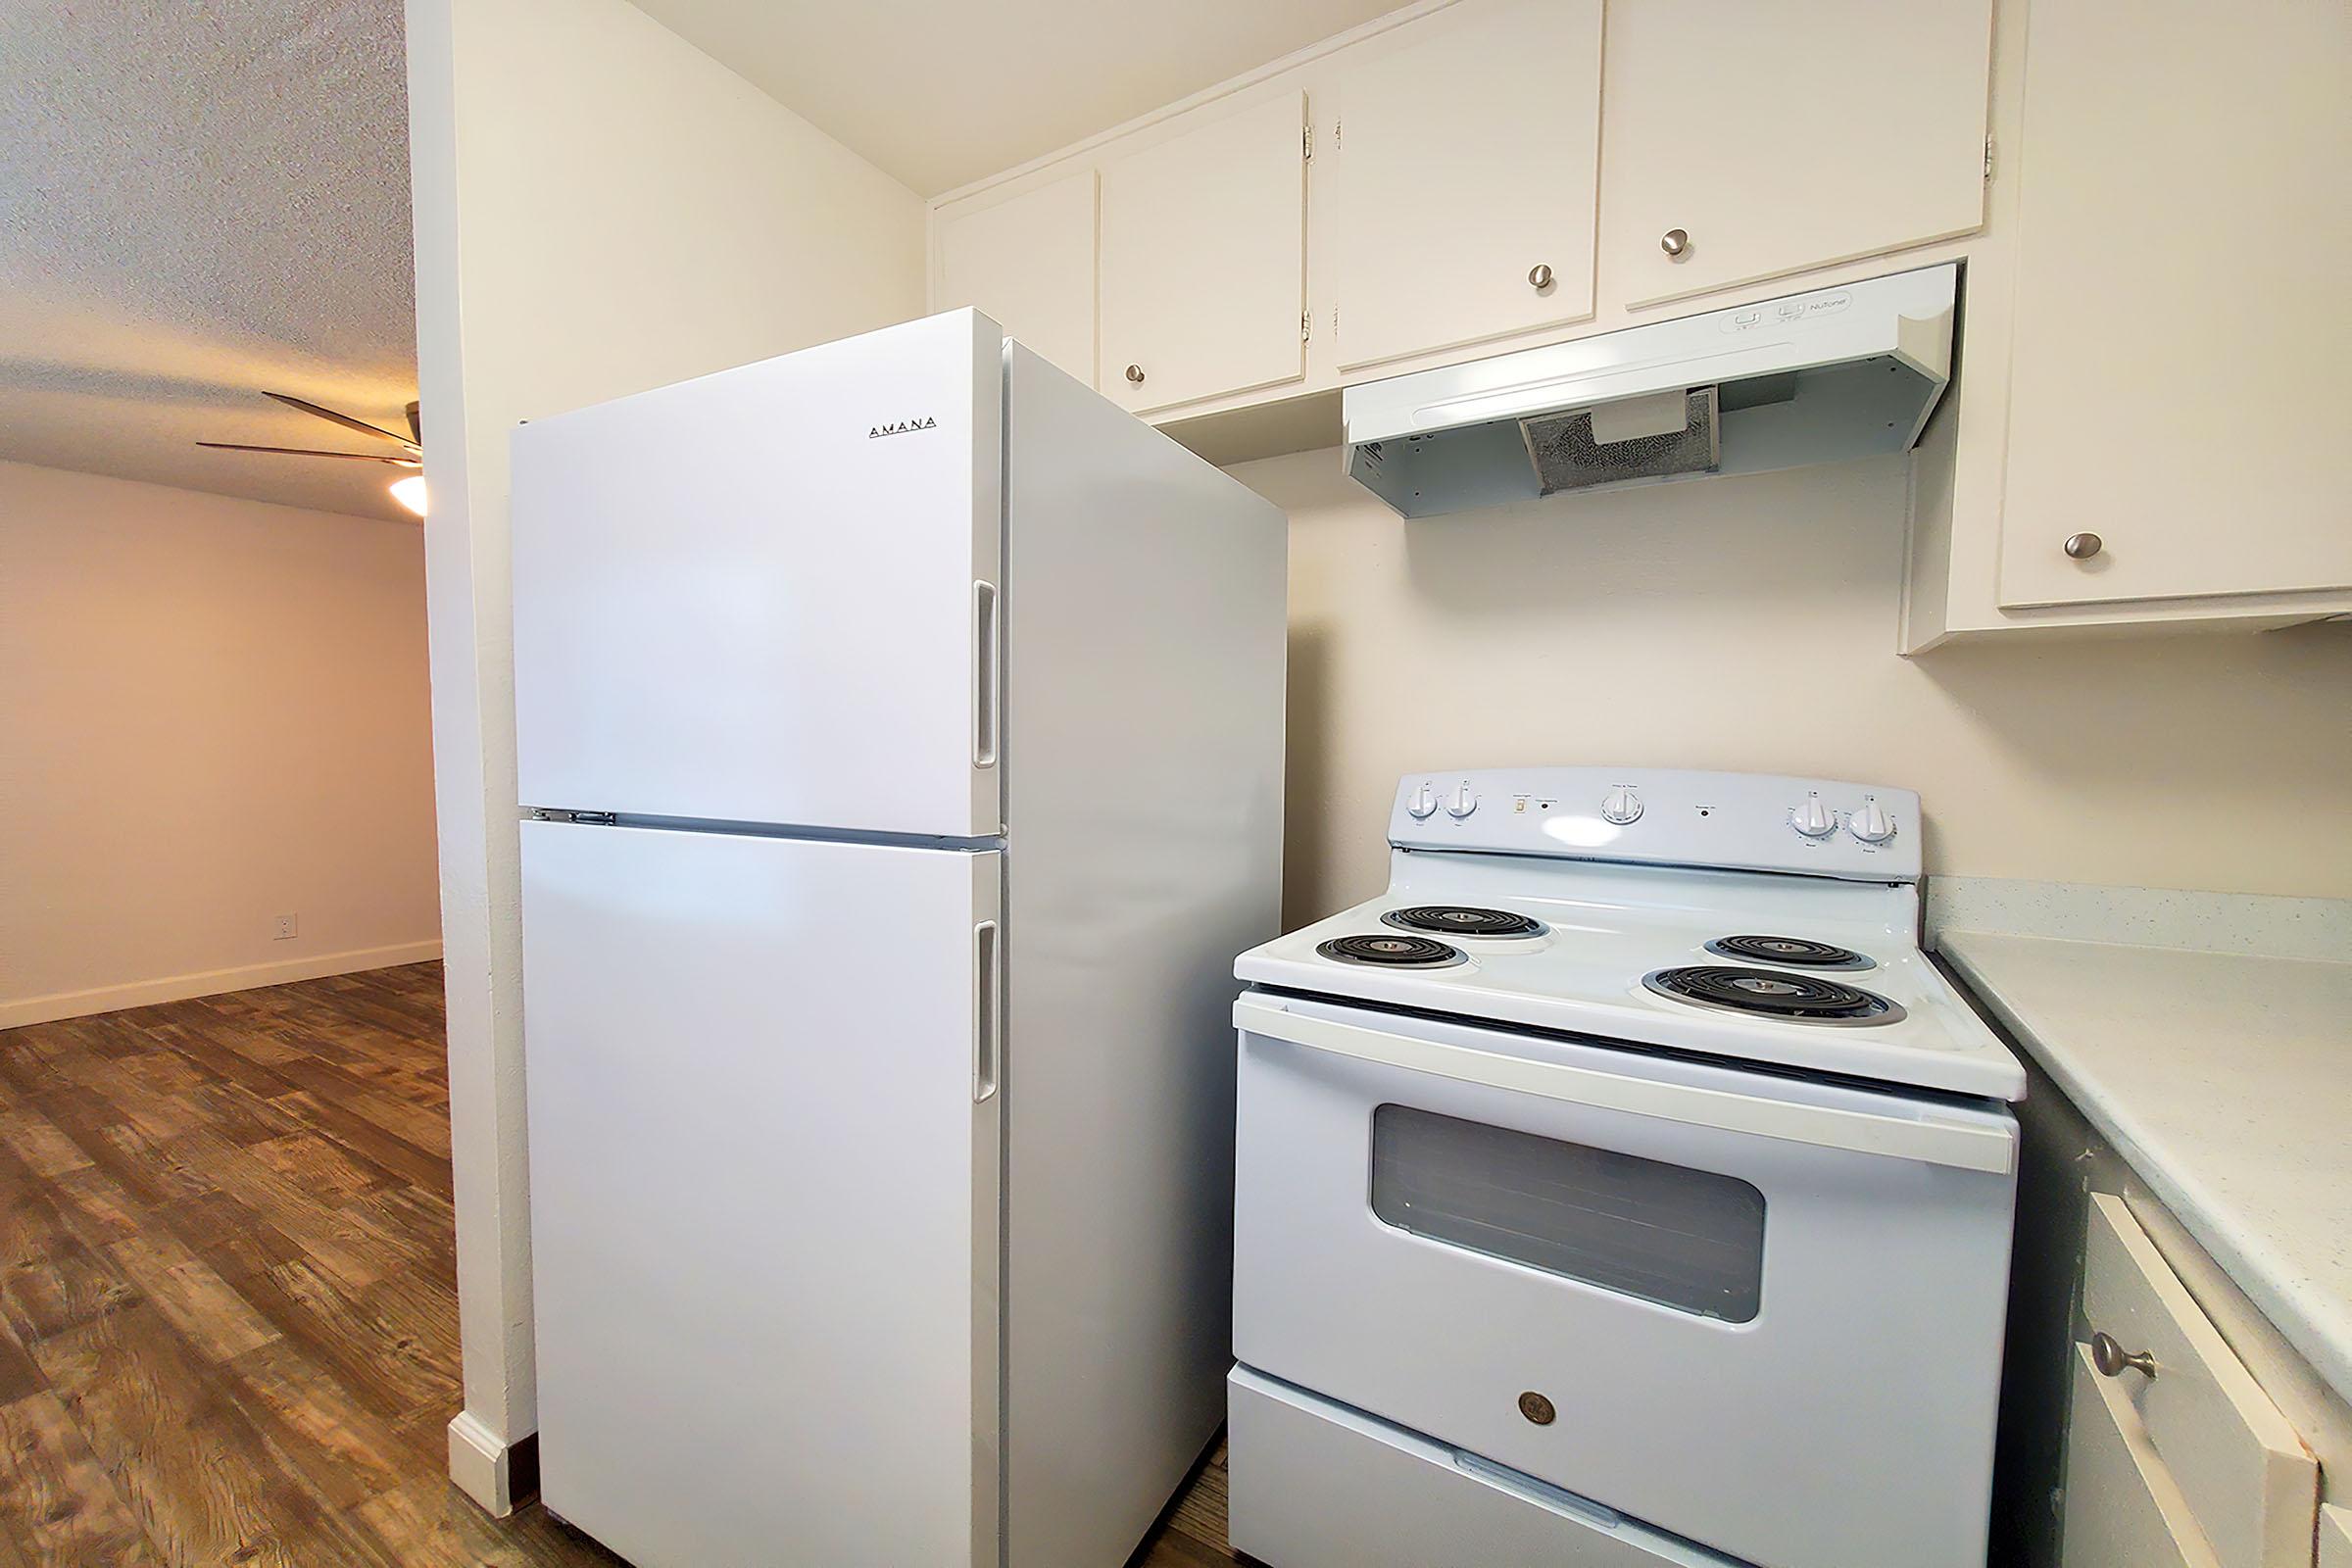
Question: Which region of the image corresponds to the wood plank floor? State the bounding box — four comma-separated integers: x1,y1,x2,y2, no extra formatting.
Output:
0,963,622,1566
0,962,1239,1567
1132,1441,1244,1567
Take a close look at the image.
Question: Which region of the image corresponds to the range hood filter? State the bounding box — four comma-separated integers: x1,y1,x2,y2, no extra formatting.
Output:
1521,386,1721,495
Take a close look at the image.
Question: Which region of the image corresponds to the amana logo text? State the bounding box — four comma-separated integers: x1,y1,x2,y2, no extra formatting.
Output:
868,416,938,439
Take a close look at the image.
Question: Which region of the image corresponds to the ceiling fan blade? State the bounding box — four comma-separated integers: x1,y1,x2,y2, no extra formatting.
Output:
264,392,422,453
198,441,421,466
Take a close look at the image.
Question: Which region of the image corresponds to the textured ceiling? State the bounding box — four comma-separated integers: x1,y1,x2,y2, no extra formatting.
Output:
0,0,417,522
627,0,1404,196
0,0,1396,522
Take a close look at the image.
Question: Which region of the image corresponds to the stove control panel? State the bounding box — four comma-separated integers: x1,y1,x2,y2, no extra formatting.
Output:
1389,767,1922,883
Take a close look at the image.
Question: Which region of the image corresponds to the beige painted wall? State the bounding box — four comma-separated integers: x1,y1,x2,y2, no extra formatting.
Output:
0,461,439,1025
404,0,927,1497
1232,449,2352,928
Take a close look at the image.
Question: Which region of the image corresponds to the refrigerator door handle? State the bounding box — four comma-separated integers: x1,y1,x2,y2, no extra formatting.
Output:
973,919,1001,1102
972,581,1002,768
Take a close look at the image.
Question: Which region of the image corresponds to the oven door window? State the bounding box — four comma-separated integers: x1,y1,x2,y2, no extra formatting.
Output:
1369,1104,1766,1322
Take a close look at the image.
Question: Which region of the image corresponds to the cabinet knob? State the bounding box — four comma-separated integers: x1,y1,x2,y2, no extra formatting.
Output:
2064,531,2104,560
1528,263,1554,291
1660,227,1690,259
2090,1331,2156,1380
1124,364,1145,385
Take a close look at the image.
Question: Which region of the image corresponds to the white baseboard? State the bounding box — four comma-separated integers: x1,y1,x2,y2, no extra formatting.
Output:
0,940,444,1029
448,1408,539,1516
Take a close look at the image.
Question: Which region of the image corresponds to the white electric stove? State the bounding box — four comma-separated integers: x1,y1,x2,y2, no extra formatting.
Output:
1226,767,2024,1568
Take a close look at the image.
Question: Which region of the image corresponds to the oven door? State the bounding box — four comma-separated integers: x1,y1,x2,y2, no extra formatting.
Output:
1232,991,2017,1568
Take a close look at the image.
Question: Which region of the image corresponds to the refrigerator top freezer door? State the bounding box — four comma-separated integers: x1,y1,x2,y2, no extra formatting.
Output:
521,819,1003,1566
514,310,1005,837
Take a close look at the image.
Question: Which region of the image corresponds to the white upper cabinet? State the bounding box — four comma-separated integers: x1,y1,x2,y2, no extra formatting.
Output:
1100,92,1307,415
925,0,2352,638
1993,0,2352,610
1322,0,1602,372
1600,0,1994,310
936,169,1099,388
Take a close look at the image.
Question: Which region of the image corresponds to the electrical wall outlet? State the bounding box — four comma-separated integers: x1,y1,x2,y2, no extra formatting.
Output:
272,913,299,942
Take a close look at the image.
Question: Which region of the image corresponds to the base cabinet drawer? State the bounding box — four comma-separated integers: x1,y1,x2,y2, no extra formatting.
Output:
2064,1197,2317,1568
2320,1505,2352,1568
2061,1343,2223,1568
1227,1366,1743,1568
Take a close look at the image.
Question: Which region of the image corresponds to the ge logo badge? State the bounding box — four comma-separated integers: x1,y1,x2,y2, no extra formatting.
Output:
1517,1391,1556,1426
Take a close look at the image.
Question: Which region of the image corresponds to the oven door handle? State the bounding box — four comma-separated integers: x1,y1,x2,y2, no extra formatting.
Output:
1235,998,2013,1176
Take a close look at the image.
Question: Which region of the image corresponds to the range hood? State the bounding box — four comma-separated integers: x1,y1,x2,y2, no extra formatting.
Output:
1344,264,1957,518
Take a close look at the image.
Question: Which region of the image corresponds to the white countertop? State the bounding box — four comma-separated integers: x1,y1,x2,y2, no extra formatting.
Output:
1937,929,2352,1403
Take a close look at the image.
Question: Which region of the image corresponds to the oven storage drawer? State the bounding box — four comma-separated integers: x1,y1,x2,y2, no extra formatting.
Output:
1228,1366,1748,1568
1233,992,2018,1568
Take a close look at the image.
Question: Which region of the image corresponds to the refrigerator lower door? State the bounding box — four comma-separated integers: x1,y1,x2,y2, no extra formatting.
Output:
520,819,1003,1568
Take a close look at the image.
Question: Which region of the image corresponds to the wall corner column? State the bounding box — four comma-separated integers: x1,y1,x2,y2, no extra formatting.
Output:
403,0,539,1514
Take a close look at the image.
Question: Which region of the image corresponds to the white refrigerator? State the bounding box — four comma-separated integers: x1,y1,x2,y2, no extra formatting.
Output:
510,310,1287,1568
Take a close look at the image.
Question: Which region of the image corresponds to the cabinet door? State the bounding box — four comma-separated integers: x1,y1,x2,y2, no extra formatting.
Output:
937,170,1098,388
1995,0,2352,609
1101,92,1306,415
1601,0,1993,310
1324,0,1601,373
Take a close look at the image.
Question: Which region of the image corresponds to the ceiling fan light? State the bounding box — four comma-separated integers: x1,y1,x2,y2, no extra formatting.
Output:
390,474,429,516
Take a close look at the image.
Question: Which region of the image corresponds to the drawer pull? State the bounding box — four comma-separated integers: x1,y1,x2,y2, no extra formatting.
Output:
2090,1330,2157,1380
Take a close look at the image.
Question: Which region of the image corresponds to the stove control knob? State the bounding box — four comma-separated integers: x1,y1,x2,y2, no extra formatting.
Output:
1446,782,1479,819
1405,781,1439,820
1849,799,1898,845
1791,796,1838,838
1600,787,1643,825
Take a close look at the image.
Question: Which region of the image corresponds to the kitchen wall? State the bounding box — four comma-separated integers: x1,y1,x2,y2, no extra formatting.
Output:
1233,448,2352,927
0,461,439,1026
403,0,927,1508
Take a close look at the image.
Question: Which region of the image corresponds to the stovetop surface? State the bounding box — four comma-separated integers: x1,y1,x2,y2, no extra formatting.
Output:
1238,863,2025,1101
